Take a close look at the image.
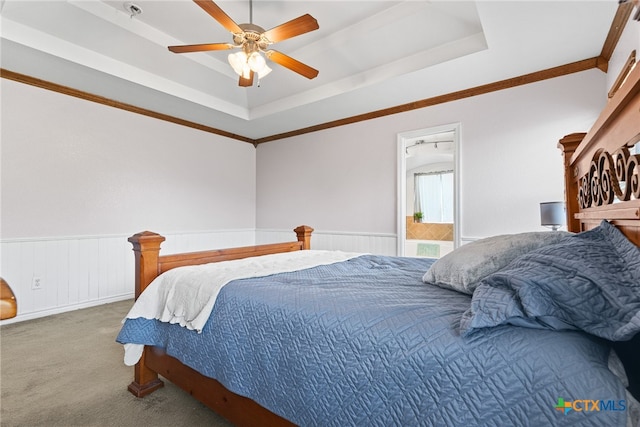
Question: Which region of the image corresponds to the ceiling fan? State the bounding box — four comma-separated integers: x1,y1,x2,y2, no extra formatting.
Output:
168,0,319,87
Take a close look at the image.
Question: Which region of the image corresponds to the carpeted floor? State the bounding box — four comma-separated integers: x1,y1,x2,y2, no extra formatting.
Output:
0,300,233,427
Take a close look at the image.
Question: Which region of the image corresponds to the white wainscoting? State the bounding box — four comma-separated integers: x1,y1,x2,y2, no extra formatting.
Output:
0,229,255,324
256,229,398,256
1,229,415,323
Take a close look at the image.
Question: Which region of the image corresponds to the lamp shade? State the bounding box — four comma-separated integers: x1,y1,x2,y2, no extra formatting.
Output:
540,201,566,230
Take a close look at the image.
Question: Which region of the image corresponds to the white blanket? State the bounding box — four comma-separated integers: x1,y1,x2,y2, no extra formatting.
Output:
123,249,362,365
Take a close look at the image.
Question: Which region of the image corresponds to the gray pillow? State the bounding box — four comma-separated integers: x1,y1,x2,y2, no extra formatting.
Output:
422,231,571,294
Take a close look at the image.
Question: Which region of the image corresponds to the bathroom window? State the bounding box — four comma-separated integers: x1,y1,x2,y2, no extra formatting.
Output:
414,171,453,223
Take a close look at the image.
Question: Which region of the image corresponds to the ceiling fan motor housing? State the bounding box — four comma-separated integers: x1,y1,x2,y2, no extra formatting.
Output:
234,23,271,50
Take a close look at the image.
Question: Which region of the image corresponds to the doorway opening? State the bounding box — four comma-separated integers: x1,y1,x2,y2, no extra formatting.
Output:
397,123,460,257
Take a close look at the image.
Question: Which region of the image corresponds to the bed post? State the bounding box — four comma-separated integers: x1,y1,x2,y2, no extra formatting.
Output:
128,231,166,299
127,231,166,397
558,133,586,233
294,225,314,250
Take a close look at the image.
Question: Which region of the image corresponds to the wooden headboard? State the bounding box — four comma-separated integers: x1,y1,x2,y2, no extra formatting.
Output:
559,61,640,401
559,62,640,246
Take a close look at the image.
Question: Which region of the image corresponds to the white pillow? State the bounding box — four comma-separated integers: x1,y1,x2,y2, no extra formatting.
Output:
422,231,571,294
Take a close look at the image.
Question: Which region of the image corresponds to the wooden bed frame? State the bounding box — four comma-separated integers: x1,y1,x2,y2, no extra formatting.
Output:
126,225,312,426
558,60,640,245
126,63,640,426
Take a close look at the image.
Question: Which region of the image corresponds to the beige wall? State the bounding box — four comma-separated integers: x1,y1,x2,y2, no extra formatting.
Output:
256,69,606,239
1,79,256,238
0,79,257,320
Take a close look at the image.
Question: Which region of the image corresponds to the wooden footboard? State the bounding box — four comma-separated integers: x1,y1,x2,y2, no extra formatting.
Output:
126,225,312,426
128,225,313,300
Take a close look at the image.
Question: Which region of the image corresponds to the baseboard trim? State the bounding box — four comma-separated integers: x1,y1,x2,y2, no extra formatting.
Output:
0,293,133,325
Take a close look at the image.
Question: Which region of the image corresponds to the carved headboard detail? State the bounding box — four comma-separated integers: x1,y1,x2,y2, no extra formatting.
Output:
558,59,640,246
578,146,639,209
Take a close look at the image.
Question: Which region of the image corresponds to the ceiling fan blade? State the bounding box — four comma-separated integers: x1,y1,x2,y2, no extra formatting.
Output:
194,0,243,34
168,43,235,53
263,14,319,43
265,50,319,79
239,71,254,87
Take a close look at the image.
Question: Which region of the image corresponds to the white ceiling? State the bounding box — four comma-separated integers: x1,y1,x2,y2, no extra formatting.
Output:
0,0,618,140
406,131,454,170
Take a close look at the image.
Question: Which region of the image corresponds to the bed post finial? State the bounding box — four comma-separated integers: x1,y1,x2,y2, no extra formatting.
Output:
294,225,314,250
128,231,166,300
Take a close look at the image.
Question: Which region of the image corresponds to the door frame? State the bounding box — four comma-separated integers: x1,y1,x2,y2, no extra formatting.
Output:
397,122,461,256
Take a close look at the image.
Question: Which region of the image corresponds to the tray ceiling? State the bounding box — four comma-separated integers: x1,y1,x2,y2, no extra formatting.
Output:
0,1,617,140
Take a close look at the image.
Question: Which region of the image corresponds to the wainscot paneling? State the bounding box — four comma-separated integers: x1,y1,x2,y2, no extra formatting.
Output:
256,229,398,256
0,229,255,324
1,229,421,322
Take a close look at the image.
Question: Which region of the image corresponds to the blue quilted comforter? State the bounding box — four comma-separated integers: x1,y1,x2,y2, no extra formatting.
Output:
117,255,628,426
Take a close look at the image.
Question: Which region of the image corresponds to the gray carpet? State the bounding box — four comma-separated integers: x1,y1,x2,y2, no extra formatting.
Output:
1,300,233,427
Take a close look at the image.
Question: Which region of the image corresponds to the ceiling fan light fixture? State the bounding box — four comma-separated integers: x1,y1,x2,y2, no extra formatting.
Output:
228,51,248,76
257,64,272,79
172,0,319,86
230,50,270,80
248,51,266,73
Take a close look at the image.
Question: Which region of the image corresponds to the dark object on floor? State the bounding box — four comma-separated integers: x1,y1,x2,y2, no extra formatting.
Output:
0,277,17,320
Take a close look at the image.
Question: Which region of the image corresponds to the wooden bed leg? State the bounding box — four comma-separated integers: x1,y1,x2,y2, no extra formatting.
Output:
127,231,167,397
128,350,165,397
294,225,314,250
